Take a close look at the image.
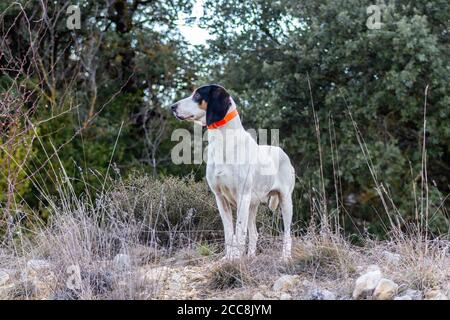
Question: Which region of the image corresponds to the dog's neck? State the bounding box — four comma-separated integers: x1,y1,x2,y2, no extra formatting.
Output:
216,110,243,130
209,98,243,130
207,102,244,146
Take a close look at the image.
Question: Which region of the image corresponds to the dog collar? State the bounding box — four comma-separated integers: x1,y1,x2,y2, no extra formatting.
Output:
207,109,239,129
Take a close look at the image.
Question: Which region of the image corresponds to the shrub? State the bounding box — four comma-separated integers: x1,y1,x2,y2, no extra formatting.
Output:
105,173,222,250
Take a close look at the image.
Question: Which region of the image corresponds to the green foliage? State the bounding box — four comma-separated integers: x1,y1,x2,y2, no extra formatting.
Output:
1,0,199,213
201,0,450,235
0,130,34,203
197,243,217,257
1,0,448,238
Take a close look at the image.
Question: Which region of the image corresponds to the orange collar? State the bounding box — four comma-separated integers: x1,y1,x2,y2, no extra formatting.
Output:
207,109,239,129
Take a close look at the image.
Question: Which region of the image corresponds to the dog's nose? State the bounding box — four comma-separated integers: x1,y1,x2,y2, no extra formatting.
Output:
171,104,178,112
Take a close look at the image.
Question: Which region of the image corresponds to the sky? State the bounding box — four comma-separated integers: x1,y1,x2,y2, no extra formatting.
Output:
177,0,211,45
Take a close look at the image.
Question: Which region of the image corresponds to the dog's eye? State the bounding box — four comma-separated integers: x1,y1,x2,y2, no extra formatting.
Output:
193,92,201,100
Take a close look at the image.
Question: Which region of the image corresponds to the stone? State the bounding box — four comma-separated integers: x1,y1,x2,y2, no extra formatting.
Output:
141,266,170,282
404,289,422,300
113,253,131,270
167,273,186,292
352,266,382,299
310,288,337,300
394,295,412,300
279,293,292,300
424,289,448,300
272,275,298,292
373,279,398,300
252,292,266,300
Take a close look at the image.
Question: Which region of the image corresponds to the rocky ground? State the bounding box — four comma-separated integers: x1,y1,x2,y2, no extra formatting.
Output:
1,238,449,300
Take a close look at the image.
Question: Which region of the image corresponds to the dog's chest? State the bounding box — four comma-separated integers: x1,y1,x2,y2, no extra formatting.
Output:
206,163,237,188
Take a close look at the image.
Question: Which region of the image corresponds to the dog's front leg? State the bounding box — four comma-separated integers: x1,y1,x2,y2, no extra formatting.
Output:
234,193,252,258
213,193,235,259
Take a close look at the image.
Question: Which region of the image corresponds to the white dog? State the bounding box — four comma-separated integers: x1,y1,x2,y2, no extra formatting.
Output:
171,84,295,260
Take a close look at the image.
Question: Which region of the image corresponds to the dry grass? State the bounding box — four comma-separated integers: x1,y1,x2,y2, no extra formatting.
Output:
0,197,448,299
0,140,448,300
382,238,449,292
289,234,358,279
0,174,226,300
0,83,448,300
208,261,254,290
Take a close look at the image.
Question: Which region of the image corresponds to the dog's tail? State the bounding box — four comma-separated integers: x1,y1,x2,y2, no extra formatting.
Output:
268,194,280,212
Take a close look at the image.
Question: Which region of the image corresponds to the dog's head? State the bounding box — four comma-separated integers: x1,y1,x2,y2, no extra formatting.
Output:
170,84,232,126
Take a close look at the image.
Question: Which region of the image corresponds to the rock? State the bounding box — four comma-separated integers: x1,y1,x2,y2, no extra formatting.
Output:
279,293,292,300
113,254,131,270
141,266,170,282
394,295,412,300
404,289,422,300
373,278,398,300
0,270,10,286
352,266,382,299
373,279,398,300
424,289,448,300
27,259,51,270
382,251,401,264
310,288,337,300
252,292,266,300
272,275,298,292
167,273,186,293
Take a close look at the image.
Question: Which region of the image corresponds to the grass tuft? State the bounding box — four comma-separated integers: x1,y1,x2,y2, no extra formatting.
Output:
208,261,253,290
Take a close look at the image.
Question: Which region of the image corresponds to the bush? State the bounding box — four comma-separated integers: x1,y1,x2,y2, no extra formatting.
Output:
105,174,222,250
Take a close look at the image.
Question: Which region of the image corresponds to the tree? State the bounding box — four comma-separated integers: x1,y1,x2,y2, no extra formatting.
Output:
0,0,198,224
201,0,450,236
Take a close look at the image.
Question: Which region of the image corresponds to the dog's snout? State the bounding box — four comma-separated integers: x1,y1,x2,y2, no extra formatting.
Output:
171,104,178,112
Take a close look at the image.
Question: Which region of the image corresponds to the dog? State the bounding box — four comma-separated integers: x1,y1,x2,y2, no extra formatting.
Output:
171,84,295,260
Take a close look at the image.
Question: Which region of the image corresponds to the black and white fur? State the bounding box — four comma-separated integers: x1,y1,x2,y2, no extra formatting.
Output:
171,84,295,260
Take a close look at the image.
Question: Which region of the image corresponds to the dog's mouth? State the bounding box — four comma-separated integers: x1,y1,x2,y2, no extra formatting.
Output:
173,112,194,121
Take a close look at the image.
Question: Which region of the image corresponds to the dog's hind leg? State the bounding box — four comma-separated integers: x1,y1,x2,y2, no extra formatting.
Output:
280,193,293,260
247,202,259,257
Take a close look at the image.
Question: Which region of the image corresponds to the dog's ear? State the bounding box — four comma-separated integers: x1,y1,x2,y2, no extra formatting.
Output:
205,85,231,126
